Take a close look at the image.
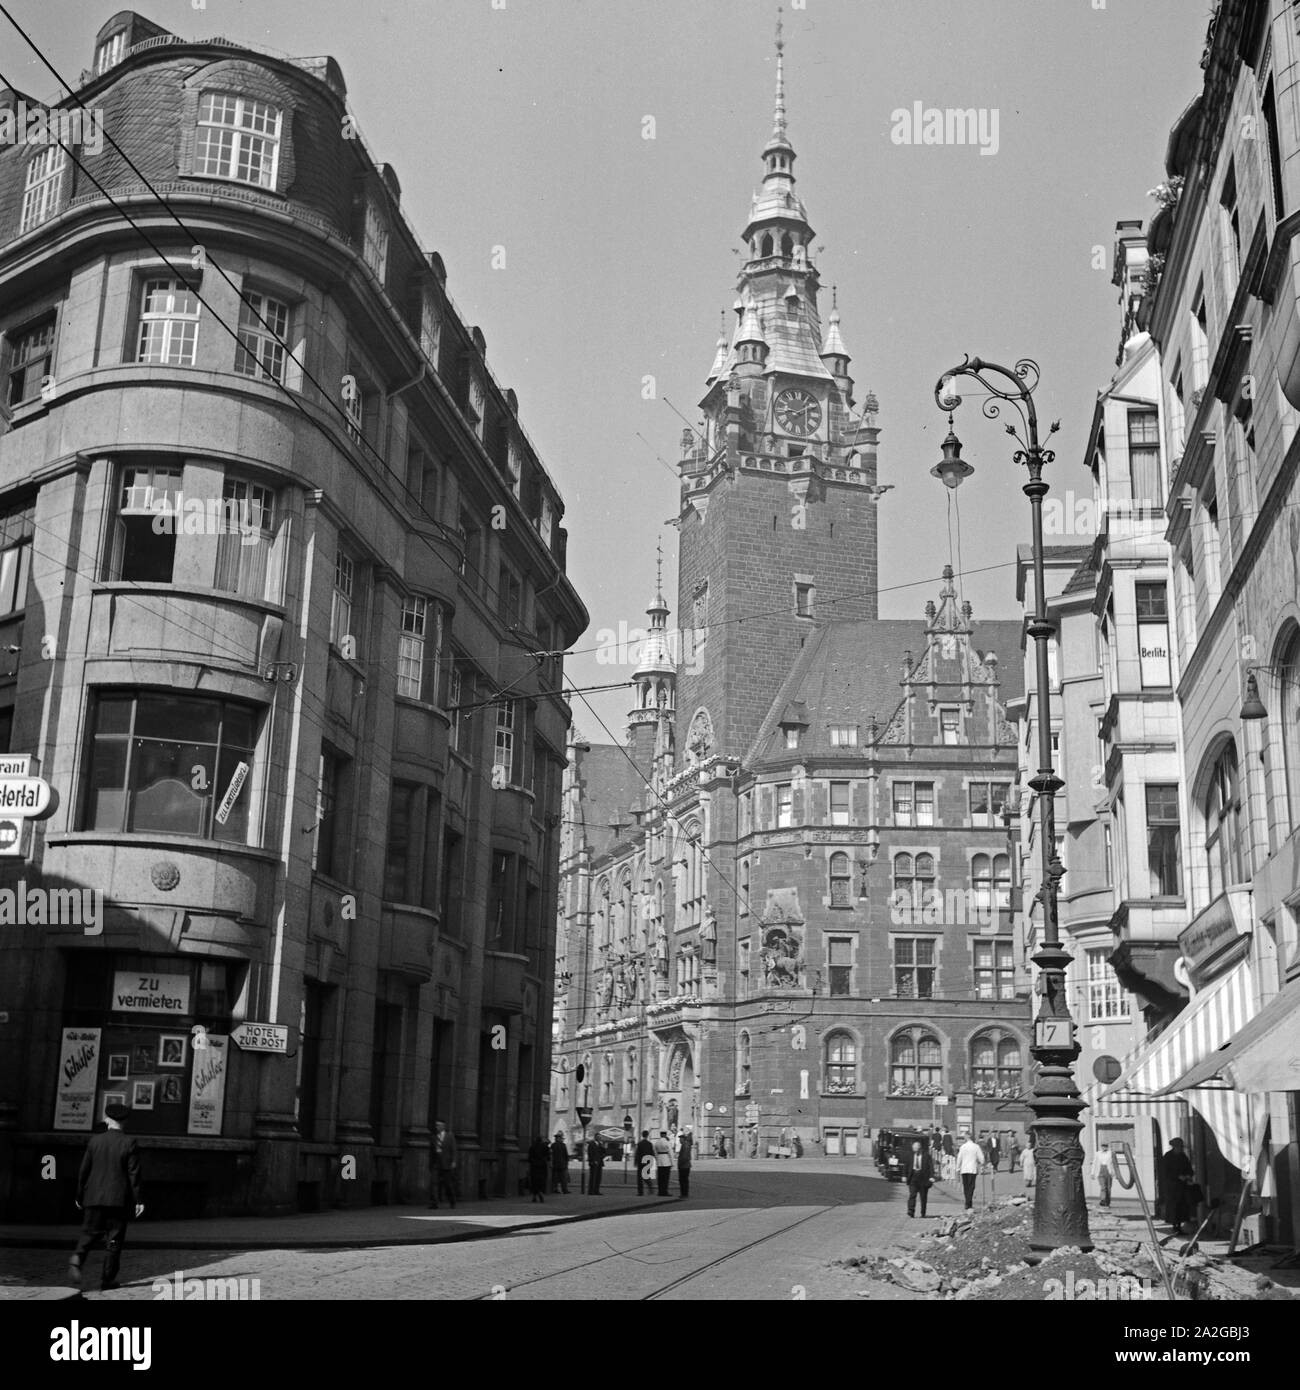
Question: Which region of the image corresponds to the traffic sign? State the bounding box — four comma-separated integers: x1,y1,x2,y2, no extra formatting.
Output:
0,777,52,818
0,818,24,857
230,1022,290,1053
575,1106,593,1127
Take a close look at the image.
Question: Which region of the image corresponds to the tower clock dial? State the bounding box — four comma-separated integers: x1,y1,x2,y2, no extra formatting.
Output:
774,387,822,437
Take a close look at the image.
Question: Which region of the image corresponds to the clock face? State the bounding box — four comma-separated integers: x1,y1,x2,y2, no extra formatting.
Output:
775,387,822,437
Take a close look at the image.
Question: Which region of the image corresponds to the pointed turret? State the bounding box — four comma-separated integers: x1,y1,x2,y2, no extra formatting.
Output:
628,541,677,765
820,286,853,403
705,315,729,384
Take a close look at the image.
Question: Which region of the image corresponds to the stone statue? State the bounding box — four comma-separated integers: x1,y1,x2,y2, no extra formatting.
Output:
601,967,614,1008
614,965,628,1009
700,905,718,965
655,924,669,977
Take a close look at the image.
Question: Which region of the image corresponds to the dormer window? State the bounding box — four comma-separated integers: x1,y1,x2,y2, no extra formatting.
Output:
95,31,127,75
195,93,282,190
363,198,390,281
20,147,67,232
785,727,799,750
420,289,442,364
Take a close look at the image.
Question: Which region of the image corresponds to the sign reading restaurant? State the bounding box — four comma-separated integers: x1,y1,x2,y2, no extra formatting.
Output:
110,971,192,1015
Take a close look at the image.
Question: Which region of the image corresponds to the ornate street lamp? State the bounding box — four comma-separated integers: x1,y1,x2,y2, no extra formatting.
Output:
931,355,1091,1253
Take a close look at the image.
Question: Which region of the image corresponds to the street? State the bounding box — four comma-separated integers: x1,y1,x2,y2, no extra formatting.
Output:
3,1160,988,1301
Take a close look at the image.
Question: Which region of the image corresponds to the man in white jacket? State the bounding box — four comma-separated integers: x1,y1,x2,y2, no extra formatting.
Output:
1091,1141,1115,1208
956,1130,984,1211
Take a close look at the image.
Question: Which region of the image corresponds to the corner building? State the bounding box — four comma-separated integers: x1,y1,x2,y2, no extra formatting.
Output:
0,12,586,1216
553,37,1031,1158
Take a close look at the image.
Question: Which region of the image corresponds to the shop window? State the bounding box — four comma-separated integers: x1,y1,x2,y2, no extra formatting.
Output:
83,691,259,843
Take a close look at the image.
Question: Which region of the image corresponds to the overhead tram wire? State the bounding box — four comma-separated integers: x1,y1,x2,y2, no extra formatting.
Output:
0,25,580,705
0,9,528,616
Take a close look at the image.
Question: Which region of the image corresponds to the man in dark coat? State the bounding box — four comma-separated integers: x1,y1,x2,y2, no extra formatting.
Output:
677,1127,694,1198
428,1120,458,1208
635,1130,655,1196
905,1139,934,1218
69,1102,144,1291
550,1133,570,1194
586,1135,604,1194
1162,1137,1195,1234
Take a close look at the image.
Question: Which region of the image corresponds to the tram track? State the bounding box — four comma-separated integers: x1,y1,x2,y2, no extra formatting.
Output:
469,1195,843,1300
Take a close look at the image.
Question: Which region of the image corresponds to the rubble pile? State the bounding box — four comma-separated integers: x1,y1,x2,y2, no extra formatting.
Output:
834,1198,1300,1301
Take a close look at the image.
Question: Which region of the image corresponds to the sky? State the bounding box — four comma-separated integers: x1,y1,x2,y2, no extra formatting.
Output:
2,0,1212,739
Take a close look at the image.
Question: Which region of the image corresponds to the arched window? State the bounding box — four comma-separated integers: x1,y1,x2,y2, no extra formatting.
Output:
1275,628,1300,830
893,852,936,911
596,879,611,949
737,1030,751,1095
626,1046,638,1101
971,1032,1022,1097
824,1033,857,1092
760,232,773,257
740,858,751,916
781,232,794,259
829,851,852,907
1204,744,1244,897
600,1052,613,1104
890,1028,943,1095
971,854,992,913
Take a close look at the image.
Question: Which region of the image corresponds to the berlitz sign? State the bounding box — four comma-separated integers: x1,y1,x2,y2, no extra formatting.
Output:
1178,890,1251,975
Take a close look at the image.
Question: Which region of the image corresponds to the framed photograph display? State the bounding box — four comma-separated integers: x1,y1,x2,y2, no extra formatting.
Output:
158,1035,186,1068
131,1080,155,1111
107,1053,130,1081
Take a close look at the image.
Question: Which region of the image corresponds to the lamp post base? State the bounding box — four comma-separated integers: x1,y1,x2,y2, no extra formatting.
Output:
1028,1089,1093,1252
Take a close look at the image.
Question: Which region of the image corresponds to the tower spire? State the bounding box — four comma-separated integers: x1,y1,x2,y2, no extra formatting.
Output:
773,6,787,143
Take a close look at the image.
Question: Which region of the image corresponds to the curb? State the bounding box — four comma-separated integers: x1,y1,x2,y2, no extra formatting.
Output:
0,1194,685,1255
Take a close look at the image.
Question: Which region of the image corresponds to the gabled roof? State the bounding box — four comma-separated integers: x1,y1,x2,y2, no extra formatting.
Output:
747,615,1025,764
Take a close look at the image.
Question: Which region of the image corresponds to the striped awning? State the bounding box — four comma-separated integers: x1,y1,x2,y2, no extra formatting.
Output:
1186,1088,1255,1174
1101,959,1256,1099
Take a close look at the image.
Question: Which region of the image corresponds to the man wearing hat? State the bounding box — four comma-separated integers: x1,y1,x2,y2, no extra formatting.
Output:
69,1101,144,1291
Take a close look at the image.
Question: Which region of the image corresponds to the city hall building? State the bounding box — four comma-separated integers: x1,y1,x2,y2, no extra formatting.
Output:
552,33,1032,1158
0,12,585,1216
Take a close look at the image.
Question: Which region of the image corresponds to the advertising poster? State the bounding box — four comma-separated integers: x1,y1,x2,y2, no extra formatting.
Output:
187,1033,229,1136
54,1027,101,1131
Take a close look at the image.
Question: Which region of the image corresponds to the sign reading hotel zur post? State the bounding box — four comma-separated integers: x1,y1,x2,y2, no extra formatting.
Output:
110,971,191,1014
54,1027,101,1131
187,1033,228,1135
230,1022,289,1053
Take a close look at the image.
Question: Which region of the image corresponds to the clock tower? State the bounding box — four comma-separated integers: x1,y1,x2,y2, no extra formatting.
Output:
675,13,884,763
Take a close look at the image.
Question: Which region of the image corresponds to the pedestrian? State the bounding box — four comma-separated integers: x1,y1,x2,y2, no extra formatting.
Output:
1010,1135,1022,1170
69,1101,144,1292
654,1129,673,1195
941,1126,954,1157
1021,1134,1036,1188
635,1129,655,1196
791,1131,803,1158
550,1133,570,1194
677,1127,694,1196
527,1136,549,1202
715,1129,728,1159
1091,1140,1115,1208
1161,1137,1195,1234
905,1140,934,1219
586,1135,605,1194
957,1130,983,1211
429,1120,458,1208
988,1132,1001,1172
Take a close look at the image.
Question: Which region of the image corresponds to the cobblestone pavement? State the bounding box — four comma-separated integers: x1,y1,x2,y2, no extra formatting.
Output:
1,1161,985,1301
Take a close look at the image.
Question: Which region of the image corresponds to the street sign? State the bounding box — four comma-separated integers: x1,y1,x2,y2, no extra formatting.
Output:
0,818,24,857
230,1022,290,1053
0,778,52,817
0,755,31,777
1035,1017,1073,1049
575,1106,593,1127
